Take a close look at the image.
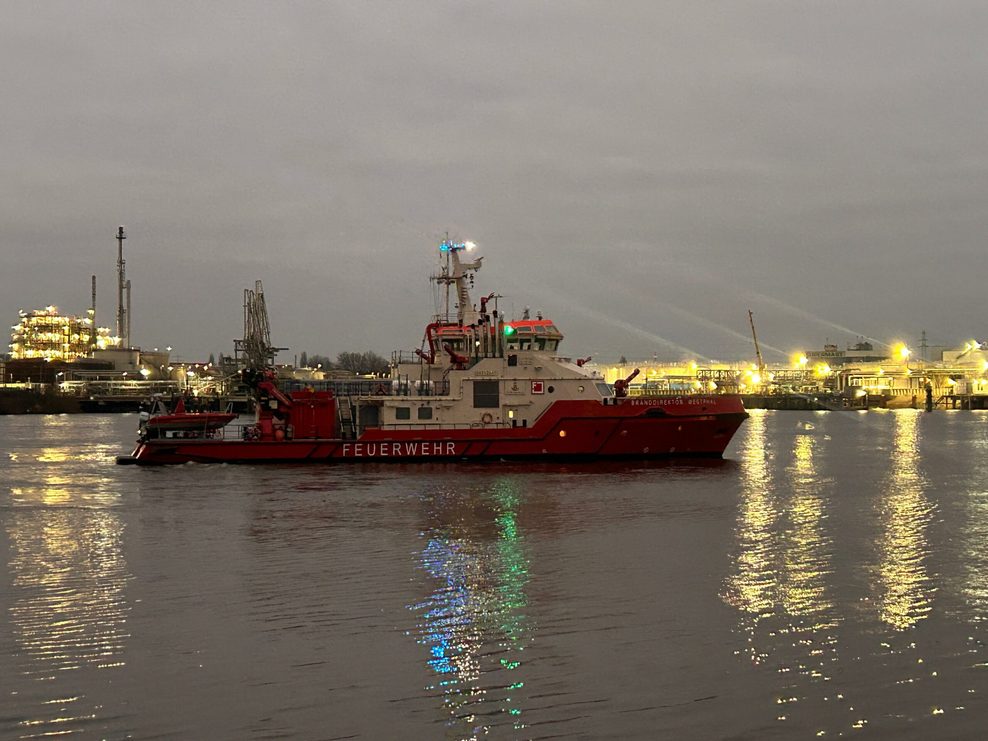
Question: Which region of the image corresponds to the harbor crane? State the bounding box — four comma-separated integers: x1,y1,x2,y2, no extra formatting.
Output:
748,309,766,389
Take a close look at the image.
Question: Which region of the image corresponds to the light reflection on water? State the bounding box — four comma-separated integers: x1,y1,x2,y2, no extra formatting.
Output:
409,478,530,739
873,411,935,630
5,412,988,737
724,410,841,730
723,410,987,736
2,416,131,738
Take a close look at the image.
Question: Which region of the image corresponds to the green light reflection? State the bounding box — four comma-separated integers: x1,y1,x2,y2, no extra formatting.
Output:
409,478,531,738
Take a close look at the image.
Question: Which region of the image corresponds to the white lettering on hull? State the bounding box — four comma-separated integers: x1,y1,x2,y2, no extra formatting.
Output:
340,441,457,458
629,397,709,406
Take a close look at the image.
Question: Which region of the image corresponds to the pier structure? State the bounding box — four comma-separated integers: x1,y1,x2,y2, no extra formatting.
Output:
593,340,988,410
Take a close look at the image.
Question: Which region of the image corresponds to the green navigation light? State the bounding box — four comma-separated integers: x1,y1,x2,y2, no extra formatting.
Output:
504,324,516,336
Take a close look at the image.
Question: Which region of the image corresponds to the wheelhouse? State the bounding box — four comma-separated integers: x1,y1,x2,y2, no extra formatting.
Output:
503,320,563,353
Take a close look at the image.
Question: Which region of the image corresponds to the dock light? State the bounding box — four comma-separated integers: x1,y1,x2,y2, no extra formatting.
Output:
792,353,809,368
140,368,150,378
893,342,911,361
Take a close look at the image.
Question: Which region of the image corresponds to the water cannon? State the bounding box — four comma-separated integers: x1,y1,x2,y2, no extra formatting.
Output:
613,368,640,398
443,343,470,369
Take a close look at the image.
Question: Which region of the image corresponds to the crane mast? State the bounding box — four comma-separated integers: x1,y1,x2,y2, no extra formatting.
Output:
235,280,286,370
748,309,766,381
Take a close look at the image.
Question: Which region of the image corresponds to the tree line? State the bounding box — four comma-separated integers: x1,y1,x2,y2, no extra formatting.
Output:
299,351,389,376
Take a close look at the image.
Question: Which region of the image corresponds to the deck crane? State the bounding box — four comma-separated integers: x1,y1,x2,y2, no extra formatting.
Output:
235,280,287,371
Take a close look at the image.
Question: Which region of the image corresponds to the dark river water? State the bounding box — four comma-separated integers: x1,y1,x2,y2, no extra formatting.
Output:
2,409,988,739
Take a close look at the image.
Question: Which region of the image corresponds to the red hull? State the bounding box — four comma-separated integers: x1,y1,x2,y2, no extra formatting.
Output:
126,396,748,465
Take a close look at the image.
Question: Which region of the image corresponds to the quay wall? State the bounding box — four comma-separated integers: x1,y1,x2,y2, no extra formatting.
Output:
0,389,82,415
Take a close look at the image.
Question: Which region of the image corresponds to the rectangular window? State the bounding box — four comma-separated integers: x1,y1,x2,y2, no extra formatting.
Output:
417,406,433,420
473,380,499,408
595,382,614,397
395,406,411,420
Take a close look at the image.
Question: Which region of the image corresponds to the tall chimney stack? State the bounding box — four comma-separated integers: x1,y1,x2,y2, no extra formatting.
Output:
125,279,132,347
91,274,97,353
116,226,127,346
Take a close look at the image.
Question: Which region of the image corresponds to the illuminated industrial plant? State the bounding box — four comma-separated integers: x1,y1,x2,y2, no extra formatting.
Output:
9,306,120,361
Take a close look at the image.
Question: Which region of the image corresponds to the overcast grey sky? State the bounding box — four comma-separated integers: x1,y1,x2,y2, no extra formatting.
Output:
4,1,987,363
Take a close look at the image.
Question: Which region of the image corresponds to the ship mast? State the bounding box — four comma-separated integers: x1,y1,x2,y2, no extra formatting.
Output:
433,237,482,326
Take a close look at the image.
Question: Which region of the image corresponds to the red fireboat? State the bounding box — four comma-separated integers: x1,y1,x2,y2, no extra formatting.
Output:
118,240,747,465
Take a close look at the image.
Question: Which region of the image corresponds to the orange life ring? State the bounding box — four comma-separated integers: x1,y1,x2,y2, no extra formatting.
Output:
480,412,494,425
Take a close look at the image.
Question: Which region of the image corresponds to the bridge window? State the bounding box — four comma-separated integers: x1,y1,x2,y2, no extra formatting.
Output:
417,406,433,420
395,407,411,420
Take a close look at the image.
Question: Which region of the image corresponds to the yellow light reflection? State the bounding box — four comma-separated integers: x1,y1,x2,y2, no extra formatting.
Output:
781,435,835,621
874,412,934,629
958,490,988,619
724,411,778,625
724,412,843,731
5,457,131,735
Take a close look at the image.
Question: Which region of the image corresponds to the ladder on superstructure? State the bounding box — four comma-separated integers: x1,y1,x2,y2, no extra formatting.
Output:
337,397,357,439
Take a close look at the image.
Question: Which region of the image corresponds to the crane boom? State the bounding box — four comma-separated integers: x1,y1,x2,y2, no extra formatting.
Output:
748,309,765,377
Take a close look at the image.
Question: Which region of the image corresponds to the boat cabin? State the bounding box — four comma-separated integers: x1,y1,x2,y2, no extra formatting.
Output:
503,319,563,353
